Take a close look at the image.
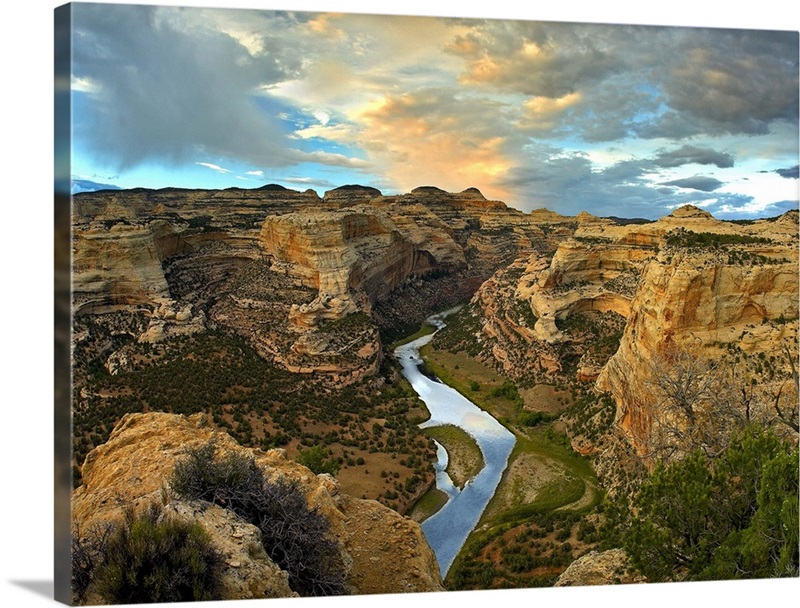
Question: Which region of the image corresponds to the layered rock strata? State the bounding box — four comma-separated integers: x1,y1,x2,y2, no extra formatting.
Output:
466,205,799,459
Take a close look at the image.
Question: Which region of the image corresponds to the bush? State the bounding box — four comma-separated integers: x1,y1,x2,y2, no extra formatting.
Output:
88,504,223,604
296,444,340,475
170,441,348,596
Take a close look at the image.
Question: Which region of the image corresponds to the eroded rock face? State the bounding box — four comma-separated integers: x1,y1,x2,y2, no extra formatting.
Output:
464,206,798,463
597,244,799,453
72,412,444,600
260,206,418,305
554,549,644,586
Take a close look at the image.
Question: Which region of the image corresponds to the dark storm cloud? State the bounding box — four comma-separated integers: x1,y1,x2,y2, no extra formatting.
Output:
646,28,799,136
653,145,734,169
661,176,725,192
773,165,800,179
72,4,303,169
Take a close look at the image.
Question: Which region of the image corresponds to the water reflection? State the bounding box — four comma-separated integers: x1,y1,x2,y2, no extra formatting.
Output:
395,309,516,577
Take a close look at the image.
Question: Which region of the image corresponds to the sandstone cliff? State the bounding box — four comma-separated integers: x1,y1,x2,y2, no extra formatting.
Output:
458,205,798,463
72,412,444,601
72,184,576,384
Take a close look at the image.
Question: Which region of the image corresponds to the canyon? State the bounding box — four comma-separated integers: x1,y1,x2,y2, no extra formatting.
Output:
70,183,799,595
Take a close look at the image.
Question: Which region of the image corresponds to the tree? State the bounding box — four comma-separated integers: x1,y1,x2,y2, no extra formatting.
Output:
772,345,799,433
618,425,799,582
646,344,755,463
622,451,719,581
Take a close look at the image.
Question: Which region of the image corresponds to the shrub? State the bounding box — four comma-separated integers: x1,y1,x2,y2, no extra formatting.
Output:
89,504,223,604
296,444,340,475
71,522,114,603
170,441,348,596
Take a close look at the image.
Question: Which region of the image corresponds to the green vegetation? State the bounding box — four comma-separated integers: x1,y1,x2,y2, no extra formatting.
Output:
604,425,799,582
418,339,602,591
296,445,340,475
423,425,484,488
565,391,616,443
72,504,222,604
430,303,485,356
419,347,523,423
408,487,449,522
388,322,437,349
170,441,349,596
71,324,436,509
665,229,772,249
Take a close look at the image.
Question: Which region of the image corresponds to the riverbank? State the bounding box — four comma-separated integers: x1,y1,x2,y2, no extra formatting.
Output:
416,339,602,589
423,424,484,489
394,311,516,577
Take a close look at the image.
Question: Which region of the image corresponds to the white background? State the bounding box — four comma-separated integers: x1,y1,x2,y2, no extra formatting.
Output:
1,1,798,607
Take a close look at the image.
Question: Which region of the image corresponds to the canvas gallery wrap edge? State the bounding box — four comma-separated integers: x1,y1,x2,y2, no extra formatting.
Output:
55,2,800,606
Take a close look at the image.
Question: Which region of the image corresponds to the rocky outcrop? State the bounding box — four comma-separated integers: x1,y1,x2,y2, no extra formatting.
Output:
260,206,418,305
461,205,798,462
597,242,799,453
322,184,382,206
71,184,575,383
555,549,643,586
72,412,444,599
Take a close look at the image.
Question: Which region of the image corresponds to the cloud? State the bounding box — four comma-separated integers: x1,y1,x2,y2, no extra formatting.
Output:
351,88,517,197
293,150,372,169
661,31,799,135
196,162,233,174
653,145,734,168
70,8,798,220
449,21,623,98
773,165,800,179
72,4,302,170
661,176,725,192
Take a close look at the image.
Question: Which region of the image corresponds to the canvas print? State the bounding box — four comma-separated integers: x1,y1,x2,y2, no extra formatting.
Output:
55,2,800,605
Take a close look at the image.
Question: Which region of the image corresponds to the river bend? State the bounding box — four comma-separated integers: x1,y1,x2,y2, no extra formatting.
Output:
394,309,516,576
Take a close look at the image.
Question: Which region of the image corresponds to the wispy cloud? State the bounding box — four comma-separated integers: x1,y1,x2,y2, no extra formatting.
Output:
196,162,233,174
661,176,725,192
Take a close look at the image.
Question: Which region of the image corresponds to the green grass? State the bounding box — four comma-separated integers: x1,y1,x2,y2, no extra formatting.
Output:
389,323,437,350
407,487,449,522
419,346,521,421
423,424,484,488
418,342,604,590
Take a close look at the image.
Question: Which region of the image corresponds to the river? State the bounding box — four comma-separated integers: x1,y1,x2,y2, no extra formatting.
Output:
394,308,516,577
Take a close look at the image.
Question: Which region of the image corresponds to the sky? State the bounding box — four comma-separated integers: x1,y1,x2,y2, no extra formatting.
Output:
65,2,799,219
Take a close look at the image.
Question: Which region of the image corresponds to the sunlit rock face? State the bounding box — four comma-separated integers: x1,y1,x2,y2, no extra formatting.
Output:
597,239,799,453
260,206,418,304
72,412,444,601
468,206,798,459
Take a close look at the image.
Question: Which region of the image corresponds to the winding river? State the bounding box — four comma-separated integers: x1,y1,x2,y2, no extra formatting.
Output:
394,308,516,576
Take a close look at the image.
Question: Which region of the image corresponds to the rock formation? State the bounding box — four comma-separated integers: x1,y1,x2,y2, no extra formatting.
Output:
554,549,643,586
459,205,798,460
72,184,573,384
72,412,444,600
